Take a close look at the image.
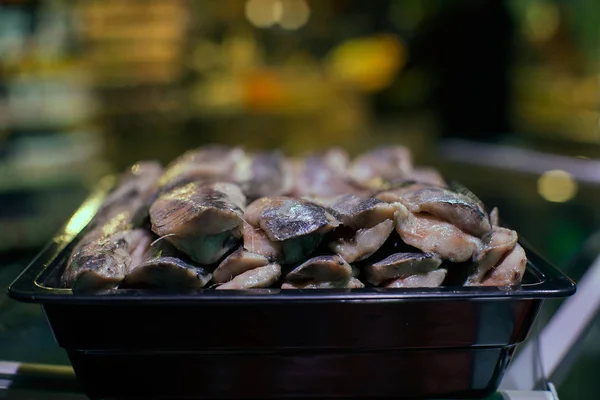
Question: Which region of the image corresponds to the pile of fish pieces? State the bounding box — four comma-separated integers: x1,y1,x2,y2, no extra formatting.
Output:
60,145,527,293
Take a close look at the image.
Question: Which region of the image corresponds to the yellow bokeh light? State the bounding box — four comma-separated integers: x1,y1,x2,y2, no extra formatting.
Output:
525,2,559,43
537,170,578,203
279,0,310,30
245,0,280,28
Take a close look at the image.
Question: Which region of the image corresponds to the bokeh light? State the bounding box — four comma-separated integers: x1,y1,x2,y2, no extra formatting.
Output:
537,169,578,203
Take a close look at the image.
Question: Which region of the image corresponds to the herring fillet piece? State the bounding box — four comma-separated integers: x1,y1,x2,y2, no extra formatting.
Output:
245,196,339,263
327,194,398,229
329,219,395,263
242,151,292,200
349,146,413,183
216,263,281,290
124,239,211,289
212,247,269,284
149,182,246,264
366,252,443,286
285,255,353,283
385,269,447,288
395,203,480,262
399,187,491,237
61,229,151,292
474,243,527,287
281,277,365,289
157,145,250,192
466,227,518,285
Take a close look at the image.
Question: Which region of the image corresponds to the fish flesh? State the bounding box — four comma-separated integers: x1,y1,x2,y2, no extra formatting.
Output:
124,240,212,289
216,263,281,290
245,196,339,263
399,187,491,237
466,227,518,285
385,268,447,288
291,149,363,200
61,229,151,292
365,252,443,286
242,222,281,261
158,145,250,192
490,207,499,227
406,167,447,187
212,247,269,284
329,219,395,263
241,151,293,200
327,194,398,229
150,182,246,264
281,277,365,289
395,203,480,262
349,146,412,183
471,244,527,287
285,255,353,283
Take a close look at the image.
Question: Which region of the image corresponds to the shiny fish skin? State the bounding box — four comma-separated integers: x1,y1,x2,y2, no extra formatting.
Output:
150,182,245,264
395,203,480,262
327,194,398,230
123,239,212,289
366,252,442,286
212,248,269,284
158,145,250,192
330,219,395,263
400,187,491,237
216,263,281,290
245,196,339,242
466,227,518,285
285,255,353,283
385,268,447,288
61,229,150,292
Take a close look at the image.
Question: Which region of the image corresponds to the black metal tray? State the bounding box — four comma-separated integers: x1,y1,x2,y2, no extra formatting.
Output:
8,177,576,399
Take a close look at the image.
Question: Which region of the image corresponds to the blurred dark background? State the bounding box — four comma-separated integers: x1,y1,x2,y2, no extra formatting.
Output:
0,0,598,398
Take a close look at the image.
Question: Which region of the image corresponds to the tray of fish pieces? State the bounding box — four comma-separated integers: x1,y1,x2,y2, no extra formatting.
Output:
10,144,575,297
8,145,575,399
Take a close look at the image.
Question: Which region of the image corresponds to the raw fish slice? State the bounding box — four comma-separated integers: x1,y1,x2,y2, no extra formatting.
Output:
329,219,395,263
406,167,447,187
158,145,250,192
212,247,269,283
282,278,364,289
124,239,212,289
466,227,518,285
366,252,442,286
216,264,281,290
400,187,491,237
242,151,293,200
285,255,353,283
245,196,339,263
291,149,362,199
385,269,447,288
349,146,412,183
471,244,527,287
327,194,398,229
395,203,480,262
150,182,245,264
61,229,151,292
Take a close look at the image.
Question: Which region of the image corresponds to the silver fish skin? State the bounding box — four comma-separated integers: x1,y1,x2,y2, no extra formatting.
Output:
124,238,212,289
61,229,150,292
399,187,491,237
285,255,353,284
282,277,364,289
349,146,413,183
150,181,246,264
327,194,398,230
366,252,443,286
466,227,518,285
212,247,269,284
